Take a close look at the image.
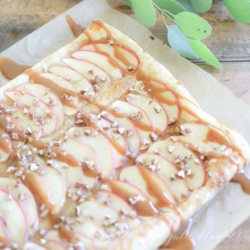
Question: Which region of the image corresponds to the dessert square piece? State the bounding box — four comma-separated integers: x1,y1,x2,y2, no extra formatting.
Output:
0,20,249,250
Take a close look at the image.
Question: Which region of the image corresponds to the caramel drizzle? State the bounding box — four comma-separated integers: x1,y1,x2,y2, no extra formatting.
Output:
231,170,250,194
66,15,85,38
0,57,30,80
30,73,78,109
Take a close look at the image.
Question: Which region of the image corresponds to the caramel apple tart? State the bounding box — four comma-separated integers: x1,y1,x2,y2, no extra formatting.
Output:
0,20,249,250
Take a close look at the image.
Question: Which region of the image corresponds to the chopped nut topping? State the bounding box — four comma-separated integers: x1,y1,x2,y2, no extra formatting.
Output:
177,170,186,179
117,127,126,134
150,132,158,141
154,105,162,113
128,195,143,205
167,145,175,153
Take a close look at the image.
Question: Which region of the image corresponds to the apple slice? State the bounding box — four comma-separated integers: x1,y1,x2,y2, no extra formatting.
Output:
110,98,156,151
62,58,110,89
66,232,95,250
0,178,38,232
60,137,99,189
106,180,158,217
135,78,180,124
110,100,153,133
46,160,84,190
126,93,168,135
0,103,23,135
15,83,64,130
135,153,189,202
120,165,175,210
71,51,123,79
0,218,10,248
60,225,95,250
0,189,27,247
4,90,56,136
91,190,140,229
70,218,110,241
148,138,206,190
5,105,42,139
43,230,68,250
84,113,127,168
81,43,139,71
100,111,140,158
30,73,79,116
23,166,66,214
67,127,114,178
177,135,233,159
78,200,119,227
23,242,46,250
0,128,12,163
175,122,231,145
49,65,95,101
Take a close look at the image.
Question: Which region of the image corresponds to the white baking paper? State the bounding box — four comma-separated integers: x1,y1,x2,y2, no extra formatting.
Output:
0,0,250,249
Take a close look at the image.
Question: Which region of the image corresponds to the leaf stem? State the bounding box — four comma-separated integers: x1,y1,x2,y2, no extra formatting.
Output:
151,1,176,22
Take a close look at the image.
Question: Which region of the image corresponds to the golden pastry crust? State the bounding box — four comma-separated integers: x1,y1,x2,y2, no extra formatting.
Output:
0,20,249,250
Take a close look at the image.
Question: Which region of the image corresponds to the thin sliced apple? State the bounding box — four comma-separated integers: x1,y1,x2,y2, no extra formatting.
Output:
126,93,168,135
100,111,140,158
177,135,233,158
4,90,56,136
44,230,68,250
92,190,140,229
0,103,23,135
67,232,95,250
23,166,66,214
110,100,153,144
148,138,206,190
60,137,99,189
138,78,180,124
49,65,95,101
81,43,139,71
175,122,231,145
70,219,110,241
106,180,158,217
62,58,110,90
78,200,119,227
0,128,12,163
8,105,42,139
67,127,114,178
30,73,79,116
93,190,133,215
15,83,64,130
135,153,189,202
46,160,84,189
0,218,10,248
84,113,127,168
72,51,122,79
0,177,38,232
23,242,46,250
120,165,175,210
0,189,27,248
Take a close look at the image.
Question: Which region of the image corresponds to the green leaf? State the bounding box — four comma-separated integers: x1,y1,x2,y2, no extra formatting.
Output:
131,0,156,27
175,12,212,39
123,0,133,8
189,39,222,68
168,25,199,59
191,0,212,12
176,0,200,14
153,0,186,19
222,0,250,23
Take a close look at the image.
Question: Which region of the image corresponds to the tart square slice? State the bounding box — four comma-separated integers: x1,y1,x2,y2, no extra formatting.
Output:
0,19,249,250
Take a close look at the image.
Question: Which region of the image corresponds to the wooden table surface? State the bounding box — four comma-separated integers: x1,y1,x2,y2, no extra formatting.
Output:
0,0,249,249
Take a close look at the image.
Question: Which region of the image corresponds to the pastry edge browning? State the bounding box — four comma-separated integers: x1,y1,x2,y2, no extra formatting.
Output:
0,19,250,249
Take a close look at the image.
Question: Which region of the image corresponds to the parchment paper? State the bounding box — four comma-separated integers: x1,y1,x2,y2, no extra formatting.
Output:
1,0,250,249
